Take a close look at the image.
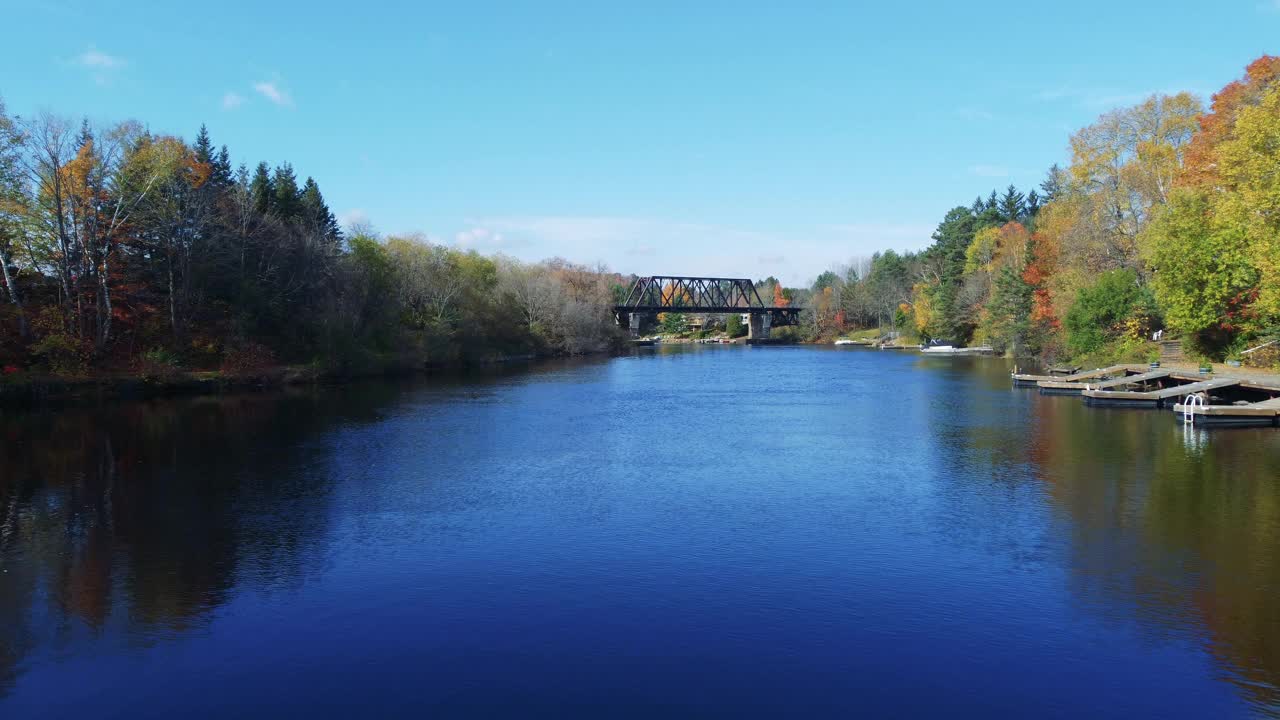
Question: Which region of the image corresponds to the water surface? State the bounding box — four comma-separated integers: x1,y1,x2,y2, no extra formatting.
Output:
2,346,1279,717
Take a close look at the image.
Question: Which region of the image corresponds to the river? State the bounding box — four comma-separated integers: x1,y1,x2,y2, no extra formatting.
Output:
2,345,1279,718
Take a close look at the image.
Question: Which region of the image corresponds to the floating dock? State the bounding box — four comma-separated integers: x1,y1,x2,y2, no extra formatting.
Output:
1082,376,1239,407
1013,361,1280,427
1174,397,1280,427
1015,364,1144,392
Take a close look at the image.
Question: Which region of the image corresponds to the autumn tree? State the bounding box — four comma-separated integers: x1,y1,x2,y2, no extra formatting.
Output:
772,282,789,307
0,98,29,338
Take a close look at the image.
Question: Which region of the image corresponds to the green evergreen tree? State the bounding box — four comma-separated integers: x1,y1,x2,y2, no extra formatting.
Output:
299,177,340,238
272,163,300,220
250,162,274,215
212,145,233,188
1040,163,1067,202
1025,189,1041,217
930,206,980,340
999,185,1025,223
193,124,214,165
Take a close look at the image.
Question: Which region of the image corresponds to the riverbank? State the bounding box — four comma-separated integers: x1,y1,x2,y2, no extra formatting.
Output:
0,350,558,407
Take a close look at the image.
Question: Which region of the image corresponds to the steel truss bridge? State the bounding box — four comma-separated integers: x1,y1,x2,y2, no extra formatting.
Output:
613,276,801,336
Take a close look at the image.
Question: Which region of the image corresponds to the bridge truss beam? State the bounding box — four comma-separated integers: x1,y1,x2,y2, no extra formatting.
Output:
613,276,801,333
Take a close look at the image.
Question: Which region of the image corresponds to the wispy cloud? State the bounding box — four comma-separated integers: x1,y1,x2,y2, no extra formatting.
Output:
253,80,293,107
339,208,370,229
969,164,1011,178
76,47,124,69
71,46,126,85
221,92,245,110
453,226,529,251
472,216,935,286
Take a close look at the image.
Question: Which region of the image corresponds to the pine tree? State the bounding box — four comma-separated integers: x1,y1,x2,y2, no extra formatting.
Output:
299,177,340,238
999,185,1025,222
193,124,214,165
930,206,980,340
213,146,233,188
1026,189,1041,217
76,118,94,151
272,163,300,220
971,196,986,214
1040,163,1066,202
985,189,999,212
250,162,274,215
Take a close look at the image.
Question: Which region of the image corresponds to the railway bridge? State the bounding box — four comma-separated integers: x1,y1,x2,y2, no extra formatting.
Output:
613,276,800,339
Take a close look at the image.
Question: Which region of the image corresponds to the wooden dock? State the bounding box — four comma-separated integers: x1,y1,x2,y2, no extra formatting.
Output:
1044,368,1173,399
1174,397,1280,427
1013,362,1280,427
1012,364,1142,389
1082,376,1240,407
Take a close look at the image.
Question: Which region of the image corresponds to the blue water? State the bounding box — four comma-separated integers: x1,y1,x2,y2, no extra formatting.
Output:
2,345,1279,717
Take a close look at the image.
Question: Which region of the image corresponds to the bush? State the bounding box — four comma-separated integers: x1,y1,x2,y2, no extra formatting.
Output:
137,347,183,378
1064,269,1158,357
30,332,90,376
220,342,277,376
768,325,806,343
726,314,746,338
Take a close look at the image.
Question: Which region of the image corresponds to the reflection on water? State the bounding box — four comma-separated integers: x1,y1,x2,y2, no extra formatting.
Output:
0,348,1278,717
1017,372,1280,713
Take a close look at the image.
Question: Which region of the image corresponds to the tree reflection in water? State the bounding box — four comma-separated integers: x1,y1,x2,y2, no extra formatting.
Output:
1028,394,1280,713
0,384,399,694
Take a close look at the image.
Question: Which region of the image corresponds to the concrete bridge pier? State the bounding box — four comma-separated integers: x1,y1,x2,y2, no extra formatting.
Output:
748,313,771,340
628,312,642,338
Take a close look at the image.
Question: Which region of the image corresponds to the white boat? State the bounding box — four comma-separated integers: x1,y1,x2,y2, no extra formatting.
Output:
834,339,857,346
920,344,995,355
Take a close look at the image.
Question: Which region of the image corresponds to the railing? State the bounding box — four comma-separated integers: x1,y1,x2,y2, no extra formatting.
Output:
1241,339,1278,356
1182,392,1206,424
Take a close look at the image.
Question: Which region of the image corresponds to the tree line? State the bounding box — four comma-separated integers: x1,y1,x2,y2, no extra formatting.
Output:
785,56,1280,365
0,108,624,376
6,54,1280,373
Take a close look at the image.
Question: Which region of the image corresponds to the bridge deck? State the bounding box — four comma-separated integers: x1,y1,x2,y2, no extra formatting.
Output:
614,305,797,314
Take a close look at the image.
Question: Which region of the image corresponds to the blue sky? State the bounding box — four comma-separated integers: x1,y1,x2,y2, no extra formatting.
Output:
3,1,1279,285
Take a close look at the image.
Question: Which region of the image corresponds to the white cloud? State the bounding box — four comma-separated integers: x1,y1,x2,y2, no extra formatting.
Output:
253,80,293,107
71,46,125,86
76,47,124,69
339,208,370,229
970,164,1010,178
453,226,529,251
221,92,245,110
473,216,935,286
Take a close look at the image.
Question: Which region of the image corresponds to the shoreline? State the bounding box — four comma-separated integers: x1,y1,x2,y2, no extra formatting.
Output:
0,351,567,408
